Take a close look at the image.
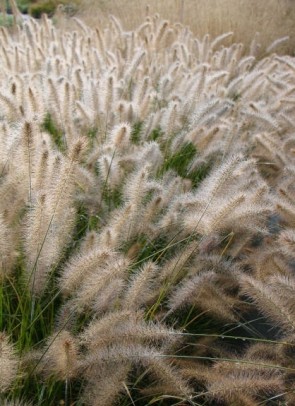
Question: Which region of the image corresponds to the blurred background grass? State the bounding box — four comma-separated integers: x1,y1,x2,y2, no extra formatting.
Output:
1,0,80,18
2,0,295,55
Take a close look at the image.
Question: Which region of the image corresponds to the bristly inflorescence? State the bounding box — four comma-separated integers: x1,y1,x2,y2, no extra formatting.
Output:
1,4,295,406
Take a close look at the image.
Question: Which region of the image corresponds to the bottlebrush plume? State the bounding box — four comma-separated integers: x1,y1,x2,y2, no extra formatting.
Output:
40,330,78,380
0,333,18,393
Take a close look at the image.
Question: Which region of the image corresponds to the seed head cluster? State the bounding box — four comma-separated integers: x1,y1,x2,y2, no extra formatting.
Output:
1,4,295,406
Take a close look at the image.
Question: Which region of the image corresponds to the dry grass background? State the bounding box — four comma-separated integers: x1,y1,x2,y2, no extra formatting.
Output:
78,0,295,56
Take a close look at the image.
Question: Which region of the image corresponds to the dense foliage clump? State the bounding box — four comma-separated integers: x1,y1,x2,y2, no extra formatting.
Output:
1,5,295,406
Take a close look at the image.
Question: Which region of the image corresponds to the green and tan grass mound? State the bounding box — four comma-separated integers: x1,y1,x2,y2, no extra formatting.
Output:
0,7,295,406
